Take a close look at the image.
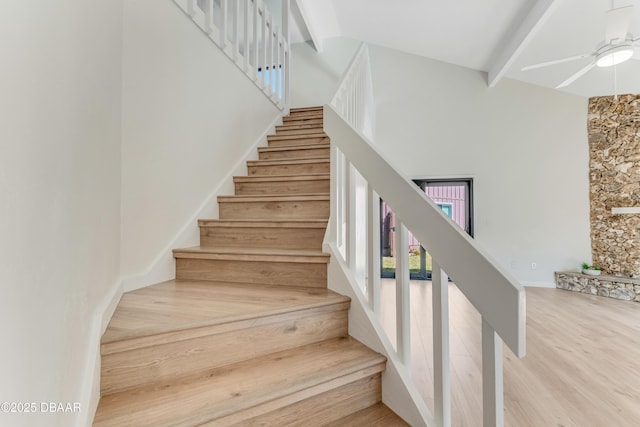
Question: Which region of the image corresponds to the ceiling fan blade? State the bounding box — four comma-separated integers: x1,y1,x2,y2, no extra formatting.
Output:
522,54,592,71
605,5,634,44
556,61,596,88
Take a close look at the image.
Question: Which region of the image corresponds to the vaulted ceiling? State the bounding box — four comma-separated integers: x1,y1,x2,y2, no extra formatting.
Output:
289,0,640,98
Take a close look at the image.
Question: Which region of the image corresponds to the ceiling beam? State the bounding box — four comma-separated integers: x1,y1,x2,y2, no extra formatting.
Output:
487,0,560,88
295,0,341,53
295,0,322,51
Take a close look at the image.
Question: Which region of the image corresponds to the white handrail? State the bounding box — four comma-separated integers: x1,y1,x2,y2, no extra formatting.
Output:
325,43,526,427
172,0,290,112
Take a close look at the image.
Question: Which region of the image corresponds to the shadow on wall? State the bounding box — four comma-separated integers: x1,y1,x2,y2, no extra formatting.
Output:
290,38,361,107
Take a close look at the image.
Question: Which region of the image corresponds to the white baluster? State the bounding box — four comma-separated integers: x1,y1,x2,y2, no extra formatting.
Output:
356,68,361,129
243,0,250,71
187,0,196,16
345,160,356,271
336,149,344,253
261,8,268,90
220,0,228,49
268,13,274,94
482,317,504,427
367,185,381,315
252,0,259,80
329,143,338,249
269,15,278,99
233,0,240,61
284,47,290,109
203,0,213,33
395,220,410,365
282,0,290,109
432,261,451,427
276,28,281,101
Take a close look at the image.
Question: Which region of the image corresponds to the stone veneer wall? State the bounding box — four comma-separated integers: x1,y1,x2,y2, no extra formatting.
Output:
556,272,640,302
588,95,640,278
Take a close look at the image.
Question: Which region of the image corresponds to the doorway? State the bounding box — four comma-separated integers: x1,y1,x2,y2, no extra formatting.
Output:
381,179,473,280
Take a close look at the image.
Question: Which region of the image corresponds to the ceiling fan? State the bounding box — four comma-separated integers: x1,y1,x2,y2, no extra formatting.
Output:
522,2,640,88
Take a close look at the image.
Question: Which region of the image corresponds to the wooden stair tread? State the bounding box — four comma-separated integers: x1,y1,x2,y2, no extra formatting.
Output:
268,132,327,140
259,143,328,152
289,106,323,113
283,114,323,119
173,245,329,260
218,193,329,202
198,218,327,228
326,403,410,426
281,117,323,125
94,337,386,427
247,157,330,166
102,280,348,345
276,123,323,131
234,173,328,183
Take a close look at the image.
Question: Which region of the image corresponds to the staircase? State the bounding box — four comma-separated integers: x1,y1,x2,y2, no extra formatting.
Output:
93,107,408,426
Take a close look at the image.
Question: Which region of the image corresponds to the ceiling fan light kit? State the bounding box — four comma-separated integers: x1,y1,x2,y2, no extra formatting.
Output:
595,43,635,67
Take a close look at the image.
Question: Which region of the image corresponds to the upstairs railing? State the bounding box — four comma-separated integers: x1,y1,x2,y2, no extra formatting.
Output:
173,0,290,111
330,44,375,140
325,44,526,427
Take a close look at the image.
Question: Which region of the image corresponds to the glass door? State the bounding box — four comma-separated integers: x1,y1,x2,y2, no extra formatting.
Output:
381,179,473,280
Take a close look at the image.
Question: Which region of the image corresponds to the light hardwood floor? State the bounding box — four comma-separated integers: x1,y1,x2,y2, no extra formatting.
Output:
379,280,640,426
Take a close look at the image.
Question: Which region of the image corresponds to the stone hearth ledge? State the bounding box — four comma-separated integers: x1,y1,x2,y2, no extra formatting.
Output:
555,271,640,303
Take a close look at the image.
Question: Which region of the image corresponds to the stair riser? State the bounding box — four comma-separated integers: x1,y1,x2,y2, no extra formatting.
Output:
176,258,327,287
289,107,323,113
219,199,329,220
101,307,349,395
234,179,329,195
286,111,323,119
235,374,381,427
267,136,329,147
281,118,323,127
206,371,383,426
276,123,324,132
268,137,330,148
259,147,330,160
200,226,325,250
248,162,329,176
275,127,325,136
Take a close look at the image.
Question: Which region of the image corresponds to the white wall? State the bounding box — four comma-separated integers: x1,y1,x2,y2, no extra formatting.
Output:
121,0,280,280
290,37,361,107
0,1,123,426
368,44,591,286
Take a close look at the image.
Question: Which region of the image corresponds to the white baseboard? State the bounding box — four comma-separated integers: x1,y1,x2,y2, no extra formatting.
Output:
121,113,282,293
522,281,555,288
